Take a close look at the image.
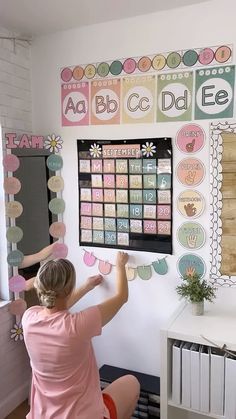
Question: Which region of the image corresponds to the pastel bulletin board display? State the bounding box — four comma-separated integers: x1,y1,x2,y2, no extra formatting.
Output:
77,138,173,254
2,133,66,340
61,46,234,127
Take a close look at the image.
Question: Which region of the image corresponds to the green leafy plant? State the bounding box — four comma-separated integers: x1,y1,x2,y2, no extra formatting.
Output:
176,273,217,303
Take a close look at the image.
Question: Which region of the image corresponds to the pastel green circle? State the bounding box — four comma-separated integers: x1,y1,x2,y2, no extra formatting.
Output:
183,50,198,67
110,60,123,76
7,250,24,266
166,52,181,69
177,222,205,250
97,62,110,77
49,198,65,214
46,154,63,171
6,226,23,243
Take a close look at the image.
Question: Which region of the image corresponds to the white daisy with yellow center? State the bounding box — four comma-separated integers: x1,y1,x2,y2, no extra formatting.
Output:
142,141,156,157
11,323,24,342
45,134,63,153
89,143,102,158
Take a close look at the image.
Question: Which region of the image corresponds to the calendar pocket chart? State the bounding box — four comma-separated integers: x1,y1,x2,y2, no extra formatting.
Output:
77,138,173,254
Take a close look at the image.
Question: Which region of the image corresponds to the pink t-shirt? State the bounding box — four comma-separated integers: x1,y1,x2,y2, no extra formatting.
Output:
22,305,109,419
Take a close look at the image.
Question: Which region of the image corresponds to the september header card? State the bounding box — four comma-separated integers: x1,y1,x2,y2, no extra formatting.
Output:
77,138,172,254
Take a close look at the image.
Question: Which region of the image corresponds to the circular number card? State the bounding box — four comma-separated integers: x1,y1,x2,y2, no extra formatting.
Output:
177,190,205,218
177,222,206,250
176,123,205,153
177,253,206,278
176,158,205,187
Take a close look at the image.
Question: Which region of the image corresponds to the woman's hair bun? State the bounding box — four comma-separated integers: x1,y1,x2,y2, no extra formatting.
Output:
40,290,57,308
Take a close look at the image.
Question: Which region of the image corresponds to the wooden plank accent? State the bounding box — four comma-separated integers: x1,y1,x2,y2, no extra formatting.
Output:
220,236,236,276
220,135,236,276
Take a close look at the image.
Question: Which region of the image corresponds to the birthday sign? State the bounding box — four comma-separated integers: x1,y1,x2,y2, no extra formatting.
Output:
77,138,173,254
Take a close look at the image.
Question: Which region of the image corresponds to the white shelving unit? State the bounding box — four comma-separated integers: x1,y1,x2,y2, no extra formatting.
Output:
160,298,236,419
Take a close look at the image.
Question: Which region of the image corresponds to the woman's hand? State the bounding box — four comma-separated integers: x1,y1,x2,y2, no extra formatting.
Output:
116,251,129,269
86,274,104,291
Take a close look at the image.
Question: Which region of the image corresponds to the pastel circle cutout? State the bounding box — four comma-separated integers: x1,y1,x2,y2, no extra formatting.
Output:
61,67,73,82
182,49,198,67
166,52,181,69
5,201,23,218
49,198,65,214
152,54,166,71
84,64,96,79
46,154,63,171
49,222,66,238
138,56,152,72
176,158,205,187
123,58,136,74
9,275,26,293
215,45,231,63
176,124,205,153
198,48,214,65
52,243,68,259
177,190,205,219
73,66,84,81
7,250,24,266
6,226,23,243
4,177,21,194
110,60,123,76
3,154,20,172
48,176,64,192
9,299,27,316
97,62,110,77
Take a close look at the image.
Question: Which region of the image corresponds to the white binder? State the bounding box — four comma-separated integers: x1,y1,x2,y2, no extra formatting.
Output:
225,354,236,419
172,340,183,405
190,343,200,411
200,345,210,414
210,347,225,416
181,342,191,408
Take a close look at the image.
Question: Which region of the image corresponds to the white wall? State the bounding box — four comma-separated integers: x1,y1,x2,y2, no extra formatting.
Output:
29,0,236,380
0,26,32,417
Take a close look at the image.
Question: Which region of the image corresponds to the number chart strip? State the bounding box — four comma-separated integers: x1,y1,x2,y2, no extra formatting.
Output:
77,138,173,254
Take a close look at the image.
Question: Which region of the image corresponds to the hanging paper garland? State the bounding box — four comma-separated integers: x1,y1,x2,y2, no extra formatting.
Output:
82,249,168,280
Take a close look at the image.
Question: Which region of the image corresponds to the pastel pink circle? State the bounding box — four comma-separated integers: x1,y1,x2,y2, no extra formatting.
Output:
49,222,66,238
9,299,27,316
52,243,68,259
176,158,205,187
3,155,20,172
123,58,136,74
176,124,205,153
4,177,21,194
9,275,26,293
61,67,73,82
198,48,214,65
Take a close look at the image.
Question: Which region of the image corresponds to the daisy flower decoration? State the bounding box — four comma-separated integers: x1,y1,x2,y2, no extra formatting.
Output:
11,322,24,342
89,143,102,158
45,134,63,153
142,141,156,157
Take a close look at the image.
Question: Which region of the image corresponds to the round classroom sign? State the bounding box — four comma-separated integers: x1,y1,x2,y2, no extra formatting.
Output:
177,253,206,278
7,250,24,267
6,226,23,243
176,124,205,153
176,158,205,187
49,198,65,214
46,154,63,171
177,190,205,219
9,275,26,293
4,177,21,194
177,222,206,250
5,201,23,218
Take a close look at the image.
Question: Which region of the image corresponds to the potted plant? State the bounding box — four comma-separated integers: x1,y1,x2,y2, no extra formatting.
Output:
176,272,217,315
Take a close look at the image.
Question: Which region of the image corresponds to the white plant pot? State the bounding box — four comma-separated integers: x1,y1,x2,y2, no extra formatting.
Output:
191,301,204,316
